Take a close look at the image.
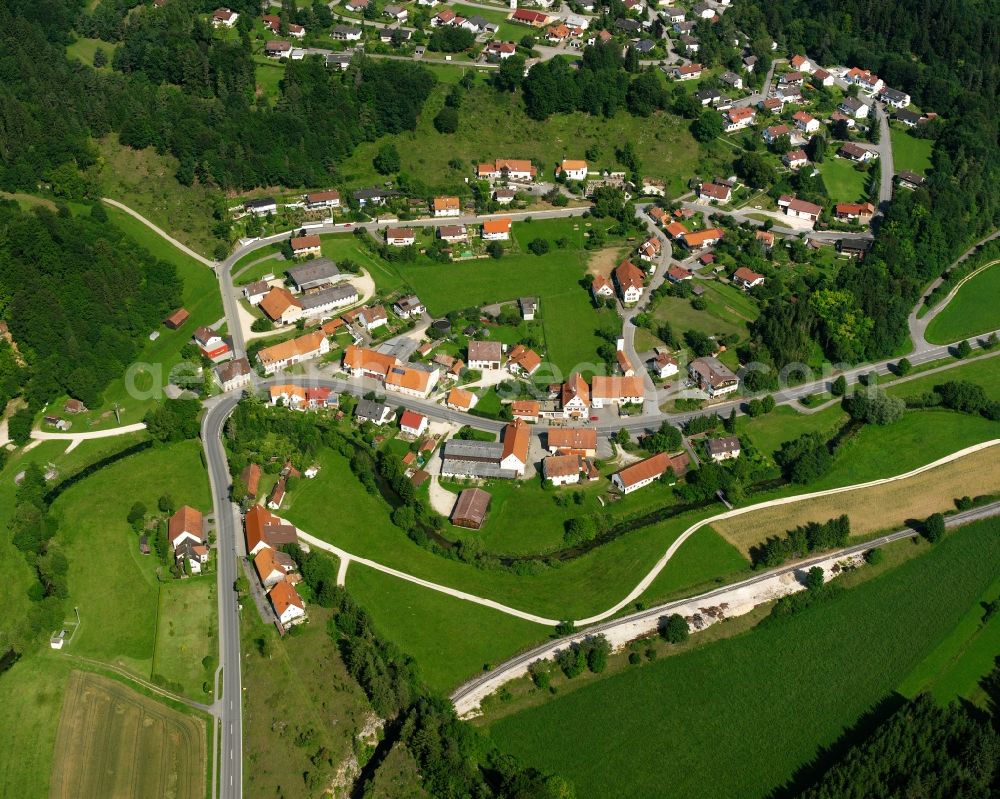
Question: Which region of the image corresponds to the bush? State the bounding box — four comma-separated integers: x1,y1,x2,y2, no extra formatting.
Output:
433,105,459,134
8,408,34,445
955,339,973,358
923,512,946,544
660,613,689,644
831,375,847,396
527,238,550,255
864,547,884,565
250,317,273,333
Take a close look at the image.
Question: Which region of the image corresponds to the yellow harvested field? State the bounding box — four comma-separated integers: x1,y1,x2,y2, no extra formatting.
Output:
715,445,1000,555
49,670,206,799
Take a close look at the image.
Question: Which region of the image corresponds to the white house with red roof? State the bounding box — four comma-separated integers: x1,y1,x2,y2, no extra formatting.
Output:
194,326,230,360
732,267,764,290
399,409,429,437
212,8,238,27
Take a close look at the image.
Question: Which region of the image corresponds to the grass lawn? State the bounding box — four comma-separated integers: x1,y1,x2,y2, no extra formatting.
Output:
652,291,748,342
151,579,217,700
234,255,286,285
713,439,1000,554
253,57,285,104
66,204,223,429
96,135,220,256
66,36,117,70
336,82,702,196
737,404,846,457
886,351,1000,400
638,525,749,607
53,440,212,683
487,517,1000,799
890,127,934,175
346,563,549,693
924,262,1000,344
818,157,868,202
241,605,373,798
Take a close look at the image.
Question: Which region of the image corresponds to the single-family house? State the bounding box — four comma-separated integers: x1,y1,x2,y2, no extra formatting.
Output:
838,142,877,162
343,345,398,381
269,581,306,627
673,63,703,81
432,196,461,217
777,195,823,222
562,372,590,418
838,97,870,119
592,274,615,299
446,387,478,411
557,159,588,181
895,109,922,127
345,0,369,11
399,409,429,437
723,106,755,132
358,305,388,332
518,296,539,320
482,218,512,241
512,400,541,423
438,224,468,242
692,2,714,18
355,399,394,426
169,506,205,552
698,181,732,203
834,202,876,223
244,197,277,216
689,356,739,397
638,237,662,263
614,259,645,303
763,124,792,145
783,149,809,169
254,547,297,589
706,435,741,461
650,350,679,379
789,54,813,73
667,266,692,283
290,234,321,258
265,40,292,58
212,8,238,27
214,357,253,392
386,227,415,246
305,190,341,210
507,344,542,377
793,111,819,133
485,40,517,60
846,67,883,93
393,295,425,319
332,25,362,40
194,326,230,360
812,68,834,86
590,375,645,408
719,71,743,90
543,454,592,486
896,171,926,190
256,331,330,374
478,159,537,182
383,4,408,22
468,340,503,370
493,187,516,204
385,364,440,398
732,267,764,290
680,228,724,250
756,230,775,250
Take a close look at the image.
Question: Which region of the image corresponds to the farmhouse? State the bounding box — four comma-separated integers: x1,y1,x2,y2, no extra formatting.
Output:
290,234,321,258
777,195,823,222
614,259,645,303
385,364,440,398
432,196,461,217
244,505,298,557
590,375,645,408
482,218,512,241
300,283,358,317
343,344,398,381
214,357,252,392
706,435,742,461
254,547,297,589
556,373,589,419
169,506,205,555
468,340,503,370
256,331,329,374
547,427,597,457
500,419,530,476
729,268,762,291
478,159,537,182
689,356,739,397
440,423,527,480
269,581,307,627
259,287,303,325
543,454,594,486
512,400,541,423
612,451,688,494
287,259,339,291
451,488,491,529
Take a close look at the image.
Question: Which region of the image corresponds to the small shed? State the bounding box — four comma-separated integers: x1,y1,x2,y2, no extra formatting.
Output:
451,488,491,530
164,308,190,329
139,535,151,555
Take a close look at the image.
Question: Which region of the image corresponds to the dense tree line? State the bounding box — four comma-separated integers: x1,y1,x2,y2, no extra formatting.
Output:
0,0,436,197
749,515,850,569
904,380,1000,421
0,201,182,409
798,691,1000,798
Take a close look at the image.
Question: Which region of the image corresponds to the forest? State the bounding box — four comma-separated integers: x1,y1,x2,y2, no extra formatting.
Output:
0,201,182,410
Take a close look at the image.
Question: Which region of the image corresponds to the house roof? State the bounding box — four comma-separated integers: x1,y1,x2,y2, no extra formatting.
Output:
165,308,190,326
257,331,326,368
451,488,490,526
507,344,542,374
733,266,763,284
287,259,339,287
706,435,741,456
665,221,688,238
385,364,436,393
835,202,875,216
291,234,321,250
386,227,415,239
559,159,588,172
259,287,302,320
690,356,738,387
400,409,427,430
614,452,670,488
543,453,584,479
269,580,304,615
700,182,730,200
344,345,398,377
482,218,512,234
241,464,262,497
468,340,503,362
169,505,203,544
677,63,702,74
728,107,754,122
784,149,808,162
614,259,645,291
682,228,724,247
438,224,468,238
433,196,460,211
512,400,541,417
447,387,476,409
839,142,871,159
307,190,340,203
781,196,823,216
356,398,390,420
562,372,590,406
254,547,284,581
547,427,597,451
512,8,547,22
592,274,613,293
591,375,645,401
668,266,691,281
792,111,814,123
501,419,530,465
244,505,297,552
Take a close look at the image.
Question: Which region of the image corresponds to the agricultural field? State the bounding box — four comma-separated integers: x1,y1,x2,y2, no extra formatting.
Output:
336,82,703,196
63,203,223,429
241,605,373,799
49,671,206,799
817,156,869,202
488,517,1000,799
924,262,1000,344
712,441,1000,554
885,351,1000,399
890,127,934,175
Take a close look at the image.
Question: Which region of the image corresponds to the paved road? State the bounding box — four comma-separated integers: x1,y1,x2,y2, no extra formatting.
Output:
201,394,244,799
450,496,1000,715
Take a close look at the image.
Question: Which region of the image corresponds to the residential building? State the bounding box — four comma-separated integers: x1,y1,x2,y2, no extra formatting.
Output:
706,435,741,461
895,109,922,127
194,326,229,360
385,364,440,398
438,224,468,242
834,202,876,223
543,454,590,486
546,427,598,457
777,195,823,222
399,409,429,437
450,488,491,529
789,54,813,73
290,234,321,258
386,227,415,246
839,142,877,162
393,295,425,318
343,345,398,381
612,451,688,493
723,106,755,132
287,259,339,291
244,505,298,557
561,372,590,418
512,400,541,423
169,506,204,551
305,190,341,209
719,71,743,90
896,170,926,190
477,159,537,182
664,220,688,239
672,63,703,80
259,287,303,325
638,237,662,263
763,124,792,145
519,296,539,320
383,4,408,21
592,274,615,299
793,111,819,133
732,267,764,290
507,344,542,377
432,196,461,217
482,218,512,240
650,350,678,379
485,40,517,60
265,40,292,58
698,181,732,203
493,187,516,204
846,67,883,93
614,259,645,303
557,159,588,181
269,581,306,627
446,387,478,411
812,68,834,86
332,25,363,40
254,547,296,589
214,357,252,392
689,356,739,397
212,8,238,27
355,399,393,425
838,97,870,119
680,228,724,250
590,375,645,408
783,149,809,169
511,8,549,26
755,230,775,249
468,340,503,370
256,331,329,374
358,305,388,331
243,280,270,305
244,197,277,215
500,419,530,475
345,0,369,10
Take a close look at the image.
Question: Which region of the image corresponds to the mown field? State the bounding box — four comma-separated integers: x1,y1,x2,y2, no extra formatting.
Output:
885,351,1000,399
818,156,869,202
890,127,934,175
488,517,1000,799
336,82,703,196
924,261,1000,344
49,670,205,799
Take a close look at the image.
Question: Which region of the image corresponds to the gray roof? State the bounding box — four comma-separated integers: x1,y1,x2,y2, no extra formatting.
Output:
895,109,921,123
356,399,390,421
326,52,353,65
287,258,339,289
300,283,358,310
635,39,655,53
882,87,908,102
333,25,362,35
442,439,504,461
706,436,741,455
839,97,867,112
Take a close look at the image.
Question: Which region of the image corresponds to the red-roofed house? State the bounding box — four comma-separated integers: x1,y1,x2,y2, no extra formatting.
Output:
614,259,645,303
792,111,819,133
698,182,732,203
777,195,822,221
269,581,306,627
592,274,615,299
732,267,764,290
562,372,590,418
834,202,876,223
399,409,429,437
723,107,756,132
